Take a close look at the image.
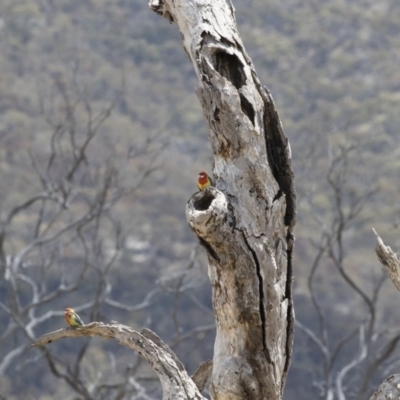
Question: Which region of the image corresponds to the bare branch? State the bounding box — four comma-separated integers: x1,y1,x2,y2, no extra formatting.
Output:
105,288,162,312
32,323,206,400
170,323,215,348
295,320,329,360
335,325,367,400
373,228,400,293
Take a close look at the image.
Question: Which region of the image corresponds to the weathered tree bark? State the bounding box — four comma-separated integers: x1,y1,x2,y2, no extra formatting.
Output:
370,230,400,400
32,323,206,400
373,228,400,293
370,374,400,400
150,1,296,399
32,2,295,399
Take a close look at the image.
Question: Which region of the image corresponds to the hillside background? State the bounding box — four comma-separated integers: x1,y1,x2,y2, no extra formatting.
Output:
0,0,400,399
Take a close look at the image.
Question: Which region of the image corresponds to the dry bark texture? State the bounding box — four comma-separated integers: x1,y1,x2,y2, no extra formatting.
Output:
373,228,400,293
370,230,400,400
32,2,295,399
149,1,296,399
369,374,400,400
32,323,206,400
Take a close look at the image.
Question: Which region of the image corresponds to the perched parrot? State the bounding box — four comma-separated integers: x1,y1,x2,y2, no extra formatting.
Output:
197,171,213,191
64,307,84,328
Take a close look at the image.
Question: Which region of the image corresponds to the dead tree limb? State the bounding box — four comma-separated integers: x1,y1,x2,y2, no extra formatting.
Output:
373,228,400,293
33,0,295,398
149,1,296,399
32,323,205,400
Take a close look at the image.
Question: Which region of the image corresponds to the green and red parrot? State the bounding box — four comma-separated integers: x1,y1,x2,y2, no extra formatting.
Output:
197,171,213,191
64,307,84,328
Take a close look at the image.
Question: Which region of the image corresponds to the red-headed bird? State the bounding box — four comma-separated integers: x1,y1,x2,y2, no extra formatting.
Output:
64,307,84,329
197,171,213,191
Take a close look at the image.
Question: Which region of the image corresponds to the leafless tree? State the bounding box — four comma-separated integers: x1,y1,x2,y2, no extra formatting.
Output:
0,66,175,399
295,144,400,400
33,0,296,399
20,1,400,400
0,58,217,398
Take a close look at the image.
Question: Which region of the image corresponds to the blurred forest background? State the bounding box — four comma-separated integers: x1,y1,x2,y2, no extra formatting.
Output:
0,0,400,399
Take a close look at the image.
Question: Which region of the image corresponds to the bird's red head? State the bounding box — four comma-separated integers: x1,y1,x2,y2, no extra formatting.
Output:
198,171,208,184
65,308,73,315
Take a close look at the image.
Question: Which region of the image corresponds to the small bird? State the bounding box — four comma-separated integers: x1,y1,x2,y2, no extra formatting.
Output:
197,171,213,191
64,307,84,329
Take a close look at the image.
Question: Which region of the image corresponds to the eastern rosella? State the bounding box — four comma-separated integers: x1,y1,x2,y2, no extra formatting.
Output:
64,307,84,328
197,171,213,191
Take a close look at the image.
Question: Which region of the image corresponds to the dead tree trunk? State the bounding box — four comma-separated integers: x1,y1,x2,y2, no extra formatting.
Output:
33,1,295,399
150,1,296,399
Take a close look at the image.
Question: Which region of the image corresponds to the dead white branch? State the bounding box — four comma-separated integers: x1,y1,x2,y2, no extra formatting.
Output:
32,323,205,400
373,228,400,293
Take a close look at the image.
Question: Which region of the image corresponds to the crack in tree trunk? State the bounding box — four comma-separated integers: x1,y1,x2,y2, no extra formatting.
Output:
33,1,297,398
160,0,296,398
241,231,270,360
